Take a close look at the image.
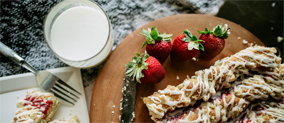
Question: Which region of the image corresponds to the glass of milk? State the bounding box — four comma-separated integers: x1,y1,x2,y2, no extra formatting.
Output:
44,0,113,68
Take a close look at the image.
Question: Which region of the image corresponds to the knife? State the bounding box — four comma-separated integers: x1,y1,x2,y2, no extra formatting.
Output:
120,68,137,123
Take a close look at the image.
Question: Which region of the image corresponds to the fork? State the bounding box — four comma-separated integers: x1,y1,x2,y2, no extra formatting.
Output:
0,42,81,105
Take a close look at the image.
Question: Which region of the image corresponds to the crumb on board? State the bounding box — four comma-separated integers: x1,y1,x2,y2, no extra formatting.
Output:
176,76,179,80
243,39,248,44
237,37,241,40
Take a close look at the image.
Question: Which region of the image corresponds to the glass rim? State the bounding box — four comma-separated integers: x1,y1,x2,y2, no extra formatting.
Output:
43,0,112,62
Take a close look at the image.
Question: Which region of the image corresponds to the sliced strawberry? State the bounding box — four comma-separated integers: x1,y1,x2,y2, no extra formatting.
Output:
170,29,204,62
141,26,173,63
126,52,165,83
198,24,230,61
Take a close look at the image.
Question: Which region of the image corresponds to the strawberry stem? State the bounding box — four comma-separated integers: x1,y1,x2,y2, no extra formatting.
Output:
197,24,230,39
182,29,204,51
141,26,173,48
125,52,149,83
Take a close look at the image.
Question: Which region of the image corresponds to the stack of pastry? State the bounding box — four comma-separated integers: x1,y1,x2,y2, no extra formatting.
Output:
12,90,80,123
12,90,60,123
143,46,284,122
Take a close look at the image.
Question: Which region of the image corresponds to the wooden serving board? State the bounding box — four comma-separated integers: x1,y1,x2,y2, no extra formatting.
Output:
90,14,264,122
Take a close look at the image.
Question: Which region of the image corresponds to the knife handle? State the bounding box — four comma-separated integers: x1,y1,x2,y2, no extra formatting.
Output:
0,41,38,75
0,41,24,64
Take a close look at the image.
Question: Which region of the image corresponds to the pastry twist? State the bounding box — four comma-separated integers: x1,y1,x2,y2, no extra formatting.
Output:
143,46,282,121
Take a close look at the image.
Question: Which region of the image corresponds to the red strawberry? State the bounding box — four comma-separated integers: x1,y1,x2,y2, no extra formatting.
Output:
141,26,173,63
126,52,165,83
198,24,230,61
170,29,204,62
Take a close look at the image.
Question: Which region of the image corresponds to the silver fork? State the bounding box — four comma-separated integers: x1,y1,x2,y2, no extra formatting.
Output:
0,42,81,105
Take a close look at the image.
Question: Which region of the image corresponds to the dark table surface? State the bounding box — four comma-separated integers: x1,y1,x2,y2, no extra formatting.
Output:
217,0,283,62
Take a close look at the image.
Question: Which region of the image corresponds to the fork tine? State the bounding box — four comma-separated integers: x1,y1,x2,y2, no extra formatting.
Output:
56,79,81,95
52,86,77,102
55,83,79,98
51,90,75,105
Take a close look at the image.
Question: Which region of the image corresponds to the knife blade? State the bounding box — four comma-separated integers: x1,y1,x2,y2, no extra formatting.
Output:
120,68,137,123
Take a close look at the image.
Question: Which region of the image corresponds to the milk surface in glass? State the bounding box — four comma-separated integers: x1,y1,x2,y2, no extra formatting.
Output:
50,6,109,61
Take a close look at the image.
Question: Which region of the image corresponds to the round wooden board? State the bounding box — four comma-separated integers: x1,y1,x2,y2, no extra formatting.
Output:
90,14,264,122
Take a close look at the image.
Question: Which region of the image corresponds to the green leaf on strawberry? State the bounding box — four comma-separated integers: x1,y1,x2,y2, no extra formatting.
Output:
125,52,149,83
182,29,204,51
150,27,159,40
188,42,199,50
213,25,223,37
188,41,204,51
198,24,230,39
197,28,211,35
191,36,198,41
183,29,193,40
221,27,230,39
141,28,152,41
141,26,173,48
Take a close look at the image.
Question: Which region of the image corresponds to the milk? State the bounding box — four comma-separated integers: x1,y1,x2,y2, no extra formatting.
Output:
50,6,109,61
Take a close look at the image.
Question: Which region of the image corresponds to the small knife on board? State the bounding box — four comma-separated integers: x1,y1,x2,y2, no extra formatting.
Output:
120,68,137,123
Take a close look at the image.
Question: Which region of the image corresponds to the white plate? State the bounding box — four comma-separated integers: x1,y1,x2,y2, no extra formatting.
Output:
0,67,89,123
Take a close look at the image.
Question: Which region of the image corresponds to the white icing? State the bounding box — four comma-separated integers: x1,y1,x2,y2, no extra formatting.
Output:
12,105,44,123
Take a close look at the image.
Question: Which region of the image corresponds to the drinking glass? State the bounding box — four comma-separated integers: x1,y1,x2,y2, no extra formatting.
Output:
44,0,113,68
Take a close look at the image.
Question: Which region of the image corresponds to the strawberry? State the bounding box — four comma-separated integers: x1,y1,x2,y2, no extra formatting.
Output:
170,29,204,62
126,52,165,83
198,24,230,61
141,26,173,63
